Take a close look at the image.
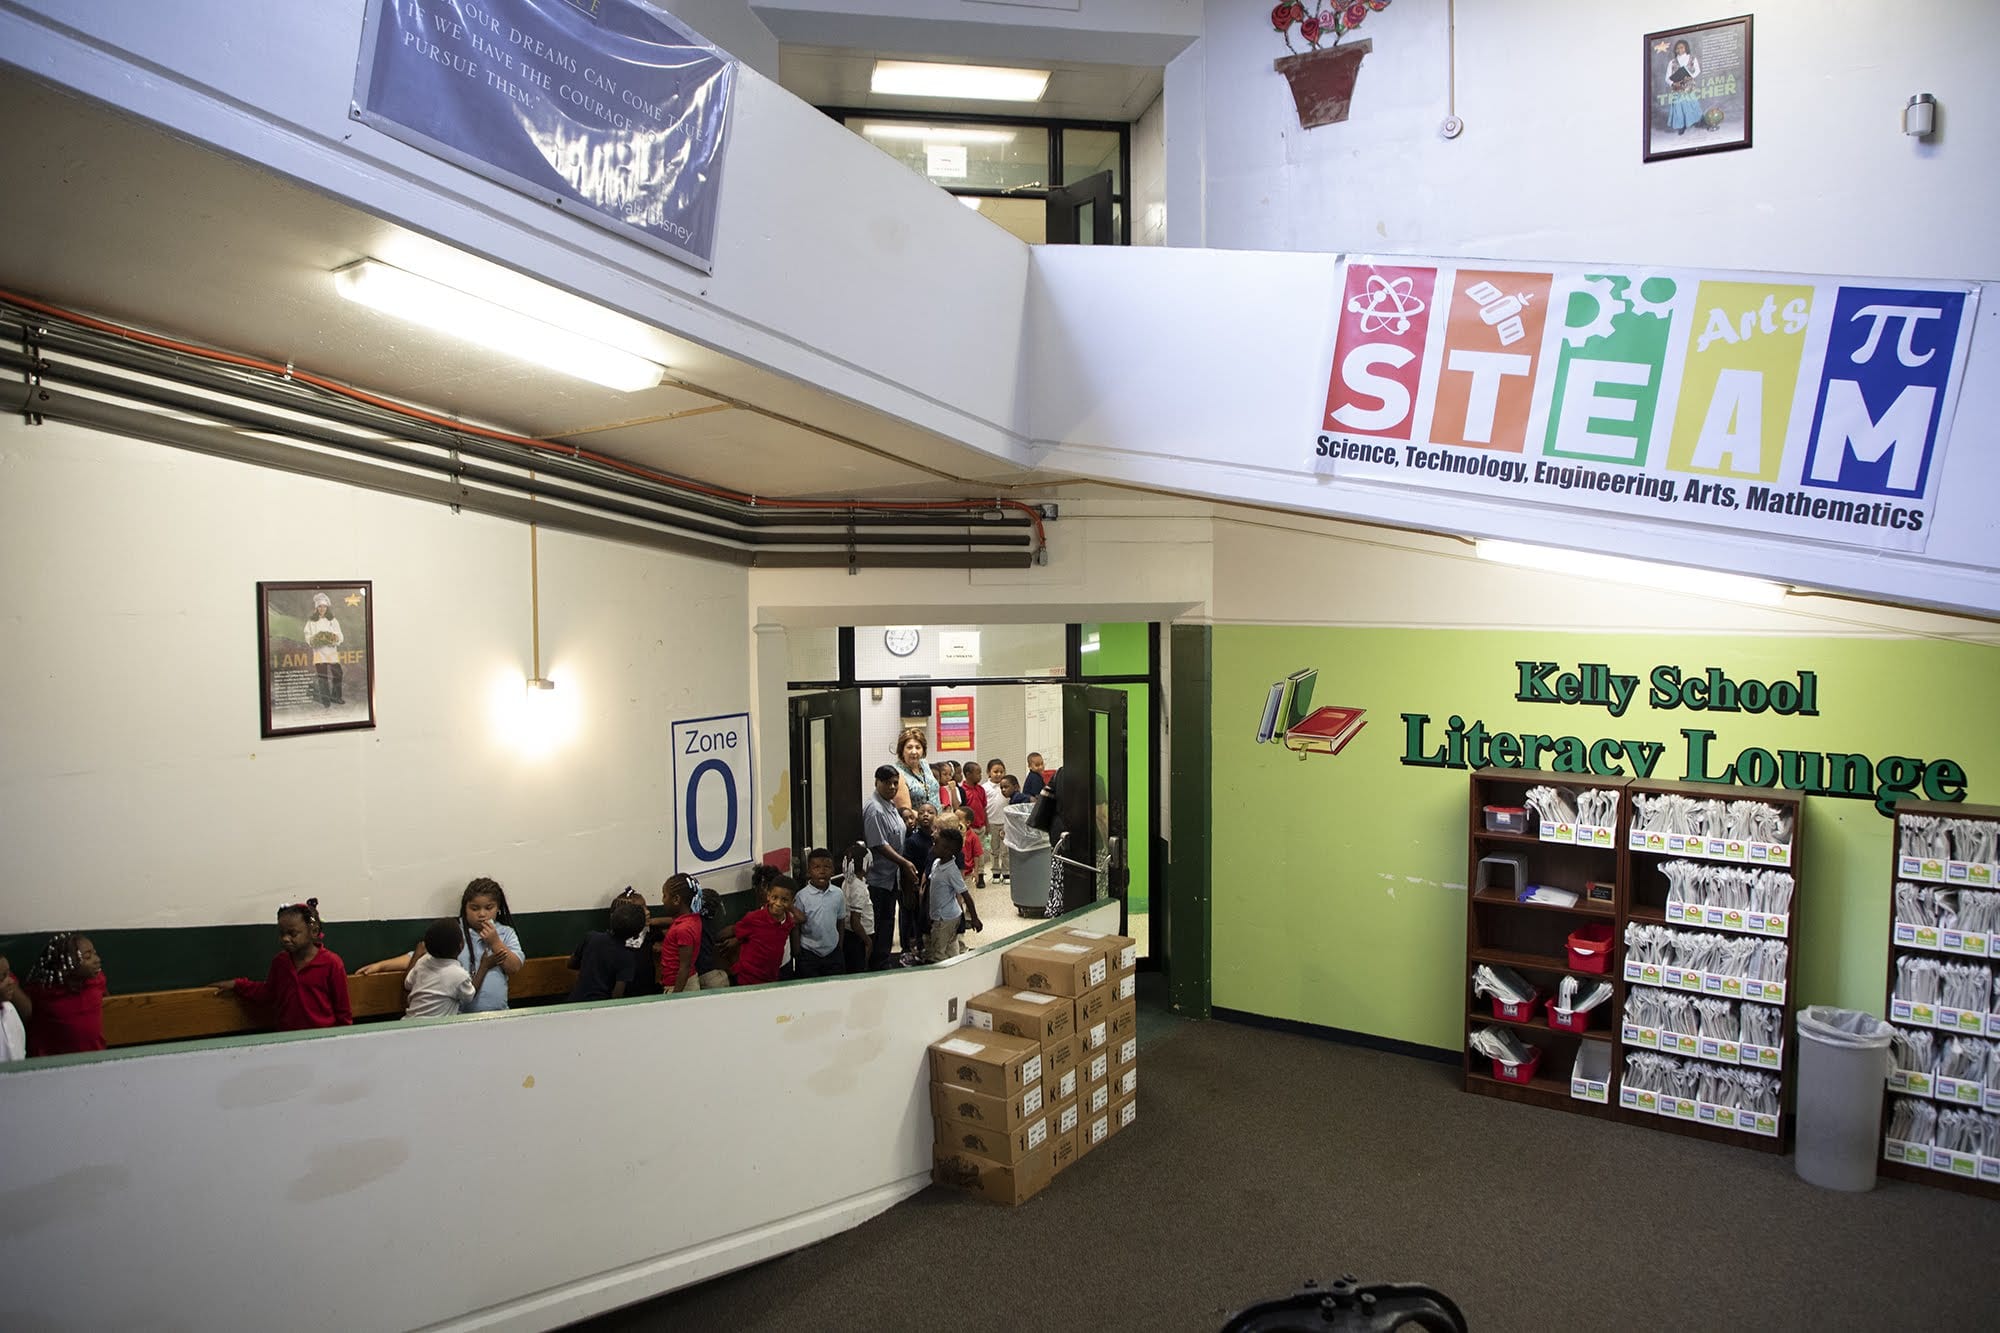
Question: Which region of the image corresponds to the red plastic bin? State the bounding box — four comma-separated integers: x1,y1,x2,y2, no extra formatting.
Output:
1545,997,1591,1032
1490,991,1540,1023
1566,922,1614,974
1491,1047,1543,1084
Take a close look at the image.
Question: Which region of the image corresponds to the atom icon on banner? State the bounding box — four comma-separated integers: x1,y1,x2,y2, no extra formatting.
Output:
1348,274,1427,335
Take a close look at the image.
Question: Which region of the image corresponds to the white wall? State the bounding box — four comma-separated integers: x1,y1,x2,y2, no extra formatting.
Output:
658,0,779,78
0,416,751,929
0,900,1121,1332
1130,93,1166,246
1194,0,2000,273
0,0,1036,468
1022,242,2000,618
752,0,1199,65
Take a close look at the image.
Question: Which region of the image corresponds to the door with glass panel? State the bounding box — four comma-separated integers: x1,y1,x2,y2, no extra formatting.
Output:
1055,684,1129,917
1046,170,1113,246
789,690,861,873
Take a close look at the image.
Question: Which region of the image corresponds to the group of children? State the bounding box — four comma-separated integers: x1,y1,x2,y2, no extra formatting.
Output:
0,753,1055,1059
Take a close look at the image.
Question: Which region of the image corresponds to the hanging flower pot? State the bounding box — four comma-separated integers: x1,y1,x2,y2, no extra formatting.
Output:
1269,1,1392,129
1274,39,1373,129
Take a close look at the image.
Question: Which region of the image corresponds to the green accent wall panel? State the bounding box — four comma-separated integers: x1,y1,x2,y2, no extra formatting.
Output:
1211,626,2000,1052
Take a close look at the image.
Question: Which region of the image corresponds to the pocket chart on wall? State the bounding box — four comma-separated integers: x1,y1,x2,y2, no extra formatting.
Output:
1310,257,1980,553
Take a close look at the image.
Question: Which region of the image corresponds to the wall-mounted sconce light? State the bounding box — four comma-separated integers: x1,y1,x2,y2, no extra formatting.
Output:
1903,93,1936,138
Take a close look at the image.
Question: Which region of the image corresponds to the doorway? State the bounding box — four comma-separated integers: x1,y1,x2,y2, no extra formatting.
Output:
784,622,1160,965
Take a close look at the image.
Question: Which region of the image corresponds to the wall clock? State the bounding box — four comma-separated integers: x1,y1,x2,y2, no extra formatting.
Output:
884,626,921,657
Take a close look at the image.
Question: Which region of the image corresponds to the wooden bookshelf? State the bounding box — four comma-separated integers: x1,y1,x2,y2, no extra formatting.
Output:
1463,770,1803,1156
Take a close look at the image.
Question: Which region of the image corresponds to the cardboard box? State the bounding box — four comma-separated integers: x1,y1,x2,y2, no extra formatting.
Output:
1049,1125,1079,1175
1107,1001,1137,1045
1051,1064,1078,1104
936,1112,1050,1166
1111,1065,1138,1099
1109,1034,1138,1071
1041,1032,1079,1085
1108,1091,1137,1136
1055,927,1136,973
928,1030,1043,1094
1080,1076,1110,1118
1108,971,1137,1003
1074,983,1113,1028
1047,1096,1079,1141
1074,1106,1111,1160
930,1079,1044,1130
1002,938,1107,996
932,1140,1054,1205
1083,1048,1110,1087
967,987,1074,1044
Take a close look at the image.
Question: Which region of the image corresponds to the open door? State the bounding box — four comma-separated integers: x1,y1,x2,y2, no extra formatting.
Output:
789,690,861,874
1045,169,1114,246
1055,683,1128,920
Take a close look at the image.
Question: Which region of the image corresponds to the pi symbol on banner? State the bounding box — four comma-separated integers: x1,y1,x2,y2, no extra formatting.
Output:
1348,273,1428,335
671,712,753,873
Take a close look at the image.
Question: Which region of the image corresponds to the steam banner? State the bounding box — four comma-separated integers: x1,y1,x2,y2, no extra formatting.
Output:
1311,257,1979,552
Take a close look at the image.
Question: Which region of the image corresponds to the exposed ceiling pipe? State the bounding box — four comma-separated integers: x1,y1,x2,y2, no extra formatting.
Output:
2,306,1040,568
0,381,1035,569
11,318,1014,532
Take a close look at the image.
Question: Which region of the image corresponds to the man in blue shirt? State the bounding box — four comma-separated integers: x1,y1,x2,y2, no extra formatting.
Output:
863,765,918,969
793,848,847,977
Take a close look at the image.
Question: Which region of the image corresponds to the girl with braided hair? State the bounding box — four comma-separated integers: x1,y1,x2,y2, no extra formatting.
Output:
214,899,352,1030
23,932,108,1056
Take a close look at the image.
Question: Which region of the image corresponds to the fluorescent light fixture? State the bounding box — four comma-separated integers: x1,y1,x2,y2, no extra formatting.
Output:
871,59,1050,103
960,197,984,211
858,122,1017,144
1477,540,1787,605
332,258,665,394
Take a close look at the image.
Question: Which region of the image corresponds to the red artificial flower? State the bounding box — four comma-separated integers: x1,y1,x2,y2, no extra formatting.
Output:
1369,0,1391,10
1345,2,1368,27
1271,3,1292,29
1290,2,1307,20
1300,15,1321,43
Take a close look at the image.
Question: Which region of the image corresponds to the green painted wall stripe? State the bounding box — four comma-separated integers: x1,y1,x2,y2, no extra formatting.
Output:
0,891,766,993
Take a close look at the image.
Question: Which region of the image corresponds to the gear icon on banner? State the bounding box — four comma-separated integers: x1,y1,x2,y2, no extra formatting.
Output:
1561,275,1625,347
1627,275,1679,321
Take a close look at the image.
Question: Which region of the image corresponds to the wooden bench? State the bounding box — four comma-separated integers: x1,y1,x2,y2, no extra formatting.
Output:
100,955,578,1049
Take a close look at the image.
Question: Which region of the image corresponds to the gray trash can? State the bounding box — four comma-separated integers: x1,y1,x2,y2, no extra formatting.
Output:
1004,805,1052,917
1795,1005,1896,1191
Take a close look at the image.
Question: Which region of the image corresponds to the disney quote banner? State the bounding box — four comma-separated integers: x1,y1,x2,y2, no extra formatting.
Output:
1311,257,1979,552
355,0,735,272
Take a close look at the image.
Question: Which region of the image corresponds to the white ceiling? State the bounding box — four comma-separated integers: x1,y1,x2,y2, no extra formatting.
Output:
779,45,1163,123
0,75,1050,502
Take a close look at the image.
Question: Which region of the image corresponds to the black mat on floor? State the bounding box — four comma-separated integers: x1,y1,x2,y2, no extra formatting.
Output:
574,1016,2000,1331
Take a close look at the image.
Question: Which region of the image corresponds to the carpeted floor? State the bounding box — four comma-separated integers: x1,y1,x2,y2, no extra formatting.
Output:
577,1016,2000,1331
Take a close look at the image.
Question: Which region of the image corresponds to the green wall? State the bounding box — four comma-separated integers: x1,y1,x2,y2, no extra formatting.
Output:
1211,627,2000,1051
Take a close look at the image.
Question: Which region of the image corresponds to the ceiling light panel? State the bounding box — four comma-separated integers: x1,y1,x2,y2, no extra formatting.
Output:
871,60,1051,102
332,258,664,394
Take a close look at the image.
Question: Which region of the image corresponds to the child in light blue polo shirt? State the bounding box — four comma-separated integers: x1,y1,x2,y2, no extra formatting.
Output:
793,848,847,978
925,827,969,963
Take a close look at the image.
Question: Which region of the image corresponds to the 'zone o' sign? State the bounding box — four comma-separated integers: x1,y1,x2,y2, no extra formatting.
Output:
671,712,753,873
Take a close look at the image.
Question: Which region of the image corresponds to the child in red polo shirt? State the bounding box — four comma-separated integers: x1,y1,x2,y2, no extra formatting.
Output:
657,875,707,992
22,932,108,1056
215,899,352,1030
732,876,799,986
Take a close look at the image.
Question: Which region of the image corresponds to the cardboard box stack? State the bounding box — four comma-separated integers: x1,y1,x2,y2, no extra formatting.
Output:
928,926,1140,1203
928,1027,1050,1205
